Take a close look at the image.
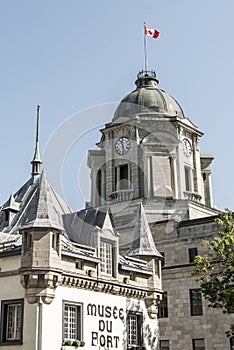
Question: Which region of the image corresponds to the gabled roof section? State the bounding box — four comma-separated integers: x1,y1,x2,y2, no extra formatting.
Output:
0,171,72,233
63,206,116,247
61,235,100,263
127,203,162,258
2,194,20,212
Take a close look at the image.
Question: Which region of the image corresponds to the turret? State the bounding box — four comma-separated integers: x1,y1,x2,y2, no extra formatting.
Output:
19,107,66,305
20,170,64,304
127,203,162,318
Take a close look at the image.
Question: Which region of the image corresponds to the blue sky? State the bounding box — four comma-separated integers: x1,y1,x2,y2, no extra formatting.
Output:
0,0,233,211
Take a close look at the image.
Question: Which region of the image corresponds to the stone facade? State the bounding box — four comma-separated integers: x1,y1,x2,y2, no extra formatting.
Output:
156,217,232,350
87,70,233,350
0,68,233,350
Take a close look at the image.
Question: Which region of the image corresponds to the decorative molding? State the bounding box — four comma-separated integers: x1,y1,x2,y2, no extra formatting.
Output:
61,274,148,300
0,269,19,277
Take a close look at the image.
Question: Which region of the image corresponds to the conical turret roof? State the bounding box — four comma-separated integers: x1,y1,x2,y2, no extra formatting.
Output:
20,170,64,230
127,203,162,258
0,171,72,233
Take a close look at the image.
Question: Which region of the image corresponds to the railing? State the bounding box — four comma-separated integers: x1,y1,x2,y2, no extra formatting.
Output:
109,189,135,203
137,70,156,79
184,191,202,202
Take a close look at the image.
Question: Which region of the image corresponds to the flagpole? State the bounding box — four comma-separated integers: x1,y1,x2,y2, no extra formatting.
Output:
144,22,148,72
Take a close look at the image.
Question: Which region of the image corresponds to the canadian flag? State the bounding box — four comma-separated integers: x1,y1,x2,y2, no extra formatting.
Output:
144,24,160,39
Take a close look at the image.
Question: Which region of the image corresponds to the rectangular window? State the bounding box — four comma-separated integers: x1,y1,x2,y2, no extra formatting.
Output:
114,166,117,191
100,240,113,275
189,247,198,263
160,340,170,350
160,252,165,267
192,338,205,350
127,312,142,349
75,260,83,270
4,211,9,222
115,164,129,191
152,156,172,197
154,259,160,277
230,336,234,350
158,292,168,318
96,169,102,197
127,314,137,346
63,302,82,341
119,164,129,190
0,299,24,345
23,232,32,254
190,289,203,316
185,166,191,191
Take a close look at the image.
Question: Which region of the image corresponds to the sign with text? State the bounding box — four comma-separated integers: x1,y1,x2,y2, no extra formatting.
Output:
87,303,126,348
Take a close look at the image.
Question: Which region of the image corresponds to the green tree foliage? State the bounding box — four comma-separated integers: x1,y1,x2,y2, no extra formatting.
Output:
193,209,234,338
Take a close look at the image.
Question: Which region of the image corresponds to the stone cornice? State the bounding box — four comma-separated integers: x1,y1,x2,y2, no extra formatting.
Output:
61,273,149,299
0,269,19,277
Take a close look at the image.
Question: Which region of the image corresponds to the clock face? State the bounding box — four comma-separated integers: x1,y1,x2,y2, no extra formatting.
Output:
182,138,192,157
115,137,130,155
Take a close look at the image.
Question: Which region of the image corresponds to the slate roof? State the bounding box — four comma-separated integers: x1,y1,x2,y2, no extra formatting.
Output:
20,170,68,230
61,235,100,262
0,170,72,234
63,206,114,247
127,203,162,258
0,232,22,255
119,255,153,275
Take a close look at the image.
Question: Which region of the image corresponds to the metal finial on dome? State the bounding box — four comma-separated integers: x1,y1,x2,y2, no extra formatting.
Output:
31,105,42,178
137,70,157,79
135,70,159,88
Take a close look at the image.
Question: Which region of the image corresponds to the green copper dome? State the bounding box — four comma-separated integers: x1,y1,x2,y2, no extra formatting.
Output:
113,71,184,121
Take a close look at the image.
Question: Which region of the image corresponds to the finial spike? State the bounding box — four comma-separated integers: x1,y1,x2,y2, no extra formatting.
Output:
31,105,42,178
36,105,40,144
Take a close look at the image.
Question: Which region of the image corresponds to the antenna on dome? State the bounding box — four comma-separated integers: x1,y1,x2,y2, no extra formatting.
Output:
31,105,42,178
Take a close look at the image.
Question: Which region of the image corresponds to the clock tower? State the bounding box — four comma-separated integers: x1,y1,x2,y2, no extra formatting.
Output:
88,70,217,224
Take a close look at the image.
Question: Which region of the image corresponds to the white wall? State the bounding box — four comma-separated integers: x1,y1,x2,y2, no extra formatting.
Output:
41,285,159,350
0,274,37,350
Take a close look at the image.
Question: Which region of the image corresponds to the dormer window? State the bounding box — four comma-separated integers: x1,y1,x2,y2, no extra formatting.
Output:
100,240,113,275
93,210,118,278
